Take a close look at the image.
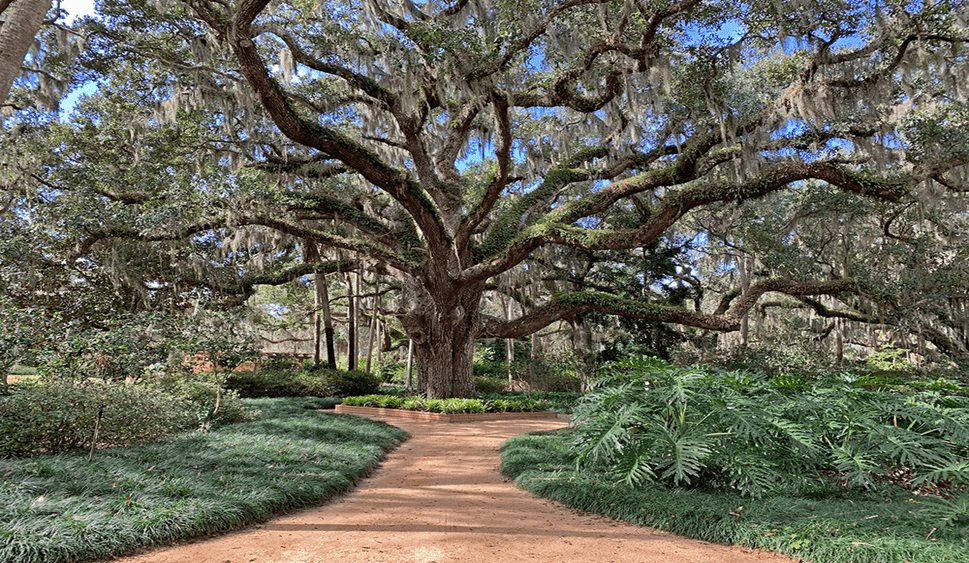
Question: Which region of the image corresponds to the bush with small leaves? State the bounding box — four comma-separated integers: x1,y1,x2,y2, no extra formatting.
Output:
0,379,197,457
317,369,381,396
474,376,507,394
153,375,258,427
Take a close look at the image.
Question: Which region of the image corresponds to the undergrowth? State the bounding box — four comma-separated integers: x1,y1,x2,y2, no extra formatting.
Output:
570,357,969,497
499,355,969,563
0,398,407,563
502,429,969,563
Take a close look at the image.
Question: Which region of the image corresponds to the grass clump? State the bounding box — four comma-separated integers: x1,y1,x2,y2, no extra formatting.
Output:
0,397,407,563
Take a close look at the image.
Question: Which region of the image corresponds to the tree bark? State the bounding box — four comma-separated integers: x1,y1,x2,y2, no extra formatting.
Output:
405,339,414,392
319,275,337,369
0,0,50,105
402,282,484,399
365,274,378,373
345,271,357,371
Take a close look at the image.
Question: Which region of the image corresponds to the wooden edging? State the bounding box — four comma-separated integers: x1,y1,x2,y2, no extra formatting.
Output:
334,404,570,423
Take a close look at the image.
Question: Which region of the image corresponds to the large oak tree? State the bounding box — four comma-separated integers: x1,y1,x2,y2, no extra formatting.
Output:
5,0,969,397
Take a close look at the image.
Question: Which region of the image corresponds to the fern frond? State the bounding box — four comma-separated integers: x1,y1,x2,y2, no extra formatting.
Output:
614,446,657,487
911,461,969,488
571,403,644,468
831,444,881,490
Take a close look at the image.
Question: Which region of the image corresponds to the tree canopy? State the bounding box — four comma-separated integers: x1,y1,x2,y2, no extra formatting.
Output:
2,0,968,397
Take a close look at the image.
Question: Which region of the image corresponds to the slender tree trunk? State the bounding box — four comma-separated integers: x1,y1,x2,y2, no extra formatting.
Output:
375,319,383,365
0,0,50,105
345,271,357,371
570,315,594,392
405,339,414,392
738,254,751,347
318,275,337,369
365,276,378,373
313,275,322,365
503,296,515,384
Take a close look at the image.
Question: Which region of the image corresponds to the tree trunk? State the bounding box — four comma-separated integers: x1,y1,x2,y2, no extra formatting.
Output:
318,274,337,369
402,284,483,399
365,276,378,373
313,274,322,365
570,315,595,392
375,319,383,365
0,0,50,105
405,339,414,392
345,271,357,371
503,296,515,384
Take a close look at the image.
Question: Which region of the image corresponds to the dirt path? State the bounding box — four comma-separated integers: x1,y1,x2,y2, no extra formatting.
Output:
111,414,796,563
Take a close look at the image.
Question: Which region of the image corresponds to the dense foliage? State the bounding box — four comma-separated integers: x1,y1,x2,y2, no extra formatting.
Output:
341,393,575,414
5,0,969,398
571,357,969,498
0,378,255,458
501,430,969,563
224,368,380,398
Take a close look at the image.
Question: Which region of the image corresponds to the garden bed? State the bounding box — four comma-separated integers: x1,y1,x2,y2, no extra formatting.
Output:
335,404,567,423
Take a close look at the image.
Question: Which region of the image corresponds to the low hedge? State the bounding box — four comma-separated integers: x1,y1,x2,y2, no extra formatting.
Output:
225,368,380,398
1,380,194,458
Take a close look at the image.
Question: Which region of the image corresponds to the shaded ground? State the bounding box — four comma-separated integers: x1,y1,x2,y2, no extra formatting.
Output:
110,414,796,563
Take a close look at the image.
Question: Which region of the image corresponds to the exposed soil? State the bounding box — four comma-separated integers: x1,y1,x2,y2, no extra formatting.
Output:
110,414,797,563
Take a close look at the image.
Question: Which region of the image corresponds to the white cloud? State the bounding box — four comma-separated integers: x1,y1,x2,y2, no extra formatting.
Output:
59,0,96,23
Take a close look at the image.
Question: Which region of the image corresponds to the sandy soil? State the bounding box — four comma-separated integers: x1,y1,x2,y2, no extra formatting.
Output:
109,414,797,563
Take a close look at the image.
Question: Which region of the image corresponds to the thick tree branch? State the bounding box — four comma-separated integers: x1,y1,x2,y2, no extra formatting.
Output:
482,278,866,339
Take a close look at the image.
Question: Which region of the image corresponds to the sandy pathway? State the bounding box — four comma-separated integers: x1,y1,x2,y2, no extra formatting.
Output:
111,414,796,563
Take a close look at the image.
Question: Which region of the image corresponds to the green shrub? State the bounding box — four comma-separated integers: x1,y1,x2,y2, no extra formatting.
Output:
570,356,969,497
402,396,424,410
423,399,444,412
441,398,486,413
0,379,197,457
373,359,405,383
224,369,377,398
478,391,580,413
317,369,381,396
713,342,840,381
153,375,258,427
473,360,507,379
224,370,301,398
474,376,507,394
512,354,582,392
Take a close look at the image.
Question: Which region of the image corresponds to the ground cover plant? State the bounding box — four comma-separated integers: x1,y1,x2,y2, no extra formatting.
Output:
500,357,969,563
342,393,576,414
0,397,407,563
